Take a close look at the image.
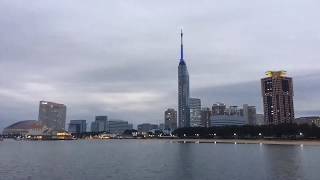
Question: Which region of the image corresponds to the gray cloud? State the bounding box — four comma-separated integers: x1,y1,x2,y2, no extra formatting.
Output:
1,0,320,130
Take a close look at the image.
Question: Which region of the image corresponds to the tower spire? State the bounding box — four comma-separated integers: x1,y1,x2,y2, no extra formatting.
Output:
180,28,184,61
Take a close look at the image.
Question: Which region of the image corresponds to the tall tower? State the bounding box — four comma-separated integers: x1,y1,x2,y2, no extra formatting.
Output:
178,29,190,128
261,71,294,125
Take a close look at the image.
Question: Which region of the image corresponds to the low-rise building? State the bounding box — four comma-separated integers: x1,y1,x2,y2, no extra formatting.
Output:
108,119,132,134
137,123,158,133
210,115,247,126
3,120,47,136
295,116,320,127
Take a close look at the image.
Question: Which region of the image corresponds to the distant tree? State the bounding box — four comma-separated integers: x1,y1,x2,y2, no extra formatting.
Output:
172,124,320,139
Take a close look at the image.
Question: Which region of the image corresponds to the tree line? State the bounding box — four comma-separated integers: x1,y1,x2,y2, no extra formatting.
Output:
172,124,320,139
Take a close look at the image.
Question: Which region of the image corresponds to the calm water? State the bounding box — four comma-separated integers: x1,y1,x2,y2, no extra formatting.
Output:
0,139,319,180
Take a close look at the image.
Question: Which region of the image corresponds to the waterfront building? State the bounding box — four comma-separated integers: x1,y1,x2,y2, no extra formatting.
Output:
178,29,190,128
91,116,131,134
210,104,256,127
137,123,159,133
108,119,132,134
261,71,294,125
95,116,108,132
210,115,246,127
212,103,226,116
243,104,257,125
200,107,211,127
164,108,177,130
90,121,98,132
38,101,67,131
189,98,202,127
68,120,87,134
2,120,47,136
227,106,241,116
295,116,320,127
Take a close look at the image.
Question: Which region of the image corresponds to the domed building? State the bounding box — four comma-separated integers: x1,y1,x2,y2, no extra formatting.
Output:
3,120,47,136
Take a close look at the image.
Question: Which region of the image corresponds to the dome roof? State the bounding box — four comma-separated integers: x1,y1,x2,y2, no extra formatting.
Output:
5,120,43,130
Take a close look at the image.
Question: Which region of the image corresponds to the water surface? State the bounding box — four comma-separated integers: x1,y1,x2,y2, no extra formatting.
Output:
0,139,319,180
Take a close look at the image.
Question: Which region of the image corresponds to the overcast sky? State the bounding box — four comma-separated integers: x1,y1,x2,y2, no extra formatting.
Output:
1,0,320,130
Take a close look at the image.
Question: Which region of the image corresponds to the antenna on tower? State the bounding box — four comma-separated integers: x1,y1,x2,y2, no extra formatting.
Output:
180,28,184,60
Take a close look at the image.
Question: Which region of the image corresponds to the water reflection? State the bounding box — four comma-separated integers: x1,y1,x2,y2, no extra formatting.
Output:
262,145,304,180
176,143,195,180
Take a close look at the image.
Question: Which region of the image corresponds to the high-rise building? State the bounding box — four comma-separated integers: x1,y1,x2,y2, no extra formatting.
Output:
261,71,294,125
90,116,108,132
212,103,226,116
189,98,202,127
178,29,190,128
243,104,257,125
38,101,67,131
95,116,108,132
164,108,177,130
68,120,87,134
201,107,211,127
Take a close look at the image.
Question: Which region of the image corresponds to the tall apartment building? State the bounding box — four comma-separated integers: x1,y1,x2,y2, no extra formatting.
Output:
38,101,67,131
164,108,177,130
261,71,294,125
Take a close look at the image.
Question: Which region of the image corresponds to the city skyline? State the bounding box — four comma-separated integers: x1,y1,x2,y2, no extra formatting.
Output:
1,0,320,130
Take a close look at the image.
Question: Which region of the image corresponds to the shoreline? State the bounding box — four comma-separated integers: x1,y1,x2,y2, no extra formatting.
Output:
168,139,320,146
3,138,320,146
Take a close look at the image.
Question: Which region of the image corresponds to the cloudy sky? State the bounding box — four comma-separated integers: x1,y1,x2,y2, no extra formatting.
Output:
1,0,320,130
